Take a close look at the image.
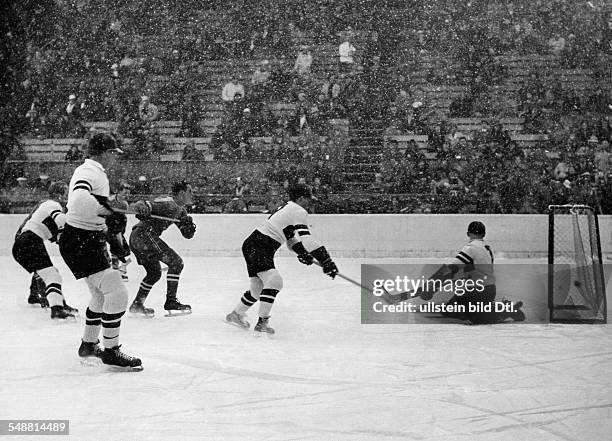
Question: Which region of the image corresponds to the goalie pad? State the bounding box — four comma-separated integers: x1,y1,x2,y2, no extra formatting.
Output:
177,215,196,239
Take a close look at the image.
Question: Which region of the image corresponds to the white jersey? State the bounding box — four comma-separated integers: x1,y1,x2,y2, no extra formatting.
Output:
19,200,66,241
452,239,495,285
65,159,110,231
258,201,321,251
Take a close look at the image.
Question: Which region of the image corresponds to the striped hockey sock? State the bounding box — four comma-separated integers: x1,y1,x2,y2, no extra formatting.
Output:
235,290,258,315
258,289,279,318
166,273,180,299
45,282,63,308
135,281,153,303
83,308,102,343
101,311,125,349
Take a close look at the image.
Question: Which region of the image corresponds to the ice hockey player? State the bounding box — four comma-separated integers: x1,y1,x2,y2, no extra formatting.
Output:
128,180,196,317
108,183,132,281
225,183,339,334
59,133,143,369
12,181,78,319
411,221,525,324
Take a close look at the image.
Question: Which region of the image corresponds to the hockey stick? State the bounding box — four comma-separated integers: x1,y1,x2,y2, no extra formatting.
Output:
312,260,375,292
113,208,180,223
311,261,415,303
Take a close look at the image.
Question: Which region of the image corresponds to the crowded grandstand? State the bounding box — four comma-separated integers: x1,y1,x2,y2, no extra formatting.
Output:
1,0,611,214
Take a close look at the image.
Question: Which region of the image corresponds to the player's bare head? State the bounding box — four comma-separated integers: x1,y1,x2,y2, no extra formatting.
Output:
48,181,68,201
88,133,123,165
117,182,132,198
288,183,316,208
467,221,486,238
172,180,193,205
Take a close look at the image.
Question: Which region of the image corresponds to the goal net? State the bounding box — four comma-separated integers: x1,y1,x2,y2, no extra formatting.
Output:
548,205,607,323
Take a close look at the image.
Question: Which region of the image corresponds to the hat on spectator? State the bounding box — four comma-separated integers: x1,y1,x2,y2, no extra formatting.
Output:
39,174,49,180
68,94,76,100
588,135,599,143
141,95,149,101
17,177,27,182
138,175,147,181
88,133,123,156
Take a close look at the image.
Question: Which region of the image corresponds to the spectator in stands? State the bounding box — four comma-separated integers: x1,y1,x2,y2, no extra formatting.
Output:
182,139,202,160
223,196,248,213
180,94,203,137
9,177,34,206
133,175,152,195
250,60,271,104
293,45,313,77
548,32,566,56
64,94,83,136
221,78,245,103
290,92,311,134
267,60,292,100
338,34,356,73
24,100,41,136
65,144,84,161
138,96,159,124
251,60,271,87
132,128,165,158
487,120,512,146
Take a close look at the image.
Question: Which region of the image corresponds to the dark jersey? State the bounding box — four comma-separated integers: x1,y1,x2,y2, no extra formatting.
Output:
133,196,187,237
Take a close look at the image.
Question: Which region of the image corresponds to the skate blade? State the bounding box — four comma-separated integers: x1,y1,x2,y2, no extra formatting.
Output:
253,331,275,338
51,316,78,323
164,309,192,317
223,319,250,330
105,364,144,372
129,312,155,319
80,357,103,367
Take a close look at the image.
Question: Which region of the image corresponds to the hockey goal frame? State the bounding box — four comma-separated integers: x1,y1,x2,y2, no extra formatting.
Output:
548,204,607,324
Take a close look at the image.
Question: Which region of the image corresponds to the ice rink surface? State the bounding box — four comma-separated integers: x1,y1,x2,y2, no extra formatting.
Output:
1,256,611,441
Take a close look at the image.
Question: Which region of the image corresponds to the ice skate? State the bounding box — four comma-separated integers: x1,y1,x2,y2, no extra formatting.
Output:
79,340,103,358
27,293,42,306
164,297,191,317
78,340,104,366
225,311,250,330
508,300,525,322
254,317,275,335
28,292,49,308
102,345,143,371
129,301,155,318
50,305,75,321
498,299,526,323
62,300,79,316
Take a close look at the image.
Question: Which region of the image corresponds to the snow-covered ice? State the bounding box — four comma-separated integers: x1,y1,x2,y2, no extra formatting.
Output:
1,256,611,441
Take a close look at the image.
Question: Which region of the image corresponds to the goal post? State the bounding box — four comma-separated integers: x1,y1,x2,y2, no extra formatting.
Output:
548,205,607,323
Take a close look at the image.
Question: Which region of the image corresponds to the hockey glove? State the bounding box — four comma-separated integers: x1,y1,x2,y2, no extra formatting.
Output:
291,242,314,265
298,253,314,265
321,259,338,279
107,232,131,262
178,215,196,239
131,200,152,217
310,246,338,279
105,211,127,234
